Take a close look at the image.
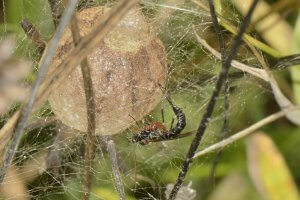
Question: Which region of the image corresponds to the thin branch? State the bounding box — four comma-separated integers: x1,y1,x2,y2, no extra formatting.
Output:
96,136,128,175
194,106,298,158
106,139,126,200
208,0,226,62
191,0,282,58
21,19,46,53
168,0,259,199
274,54,300,69
207,0,229,187
209,91,230,185
48,0,64,27
246,35,300,125
210,79,230,185
0,0,79,183
193,29,269,81
69,13,96,200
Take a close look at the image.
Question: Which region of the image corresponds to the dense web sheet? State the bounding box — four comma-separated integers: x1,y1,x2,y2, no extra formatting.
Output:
0,0,282,199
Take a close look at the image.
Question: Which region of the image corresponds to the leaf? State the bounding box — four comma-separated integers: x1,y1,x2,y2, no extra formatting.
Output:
231,0,293,54
246,132,299,200
268,74,300,126
292,12,300,106
207,173,262,200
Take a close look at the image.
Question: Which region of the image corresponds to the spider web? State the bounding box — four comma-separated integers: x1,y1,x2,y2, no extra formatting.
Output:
0,0,275,199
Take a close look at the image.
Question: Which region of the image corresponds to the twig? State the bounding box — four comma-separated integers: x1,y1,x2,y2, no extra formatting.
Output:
48,0,64,27
21,19,46,52
274,54,300,69
168,1,259,199
106,139,126,200
0,0,79,183
207,0,229,187
208,0,226,61
209,81,230,183
69,13,96,200
194,106,298,158
0,112,21,156
247,38,300,125
191,0,282,58
96,136,128,174
193,29,269,81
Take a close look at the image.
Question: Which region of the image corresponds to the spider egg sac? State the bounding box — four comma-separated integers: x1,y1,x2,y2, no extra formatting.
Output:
48,6,168,135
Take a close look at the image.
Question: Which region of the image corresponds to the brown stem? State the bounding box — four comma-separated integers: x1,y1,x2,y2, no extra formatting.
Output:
21,19,46,52
70,14,96,200
48,0,64,27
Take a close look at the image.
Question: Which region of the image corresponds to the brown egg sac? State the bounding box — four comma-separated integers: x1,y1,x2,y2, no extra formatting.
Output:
48,6,168,135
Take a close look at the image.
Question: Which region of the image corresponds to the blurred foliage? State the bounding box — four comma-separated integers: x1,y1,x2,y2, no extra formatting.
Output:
292,13,300,105
0,0,300,200
247,132,299,200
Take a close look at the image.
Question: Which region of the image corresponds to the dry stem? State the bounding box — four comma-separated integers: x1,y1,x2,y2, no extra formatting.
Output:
194,106,299,158
48,0,64,27
70,13,96,200
21,19,46,52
